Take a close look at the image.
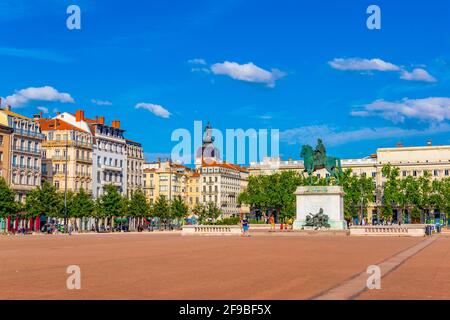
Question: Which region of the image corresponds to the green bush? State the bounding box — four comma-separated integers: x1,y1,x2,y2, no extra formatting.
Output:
203,217,240,225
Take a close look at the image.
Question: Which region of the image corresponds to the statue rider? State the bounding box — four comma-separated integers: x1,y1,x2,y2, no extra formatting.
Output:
314,139,326,165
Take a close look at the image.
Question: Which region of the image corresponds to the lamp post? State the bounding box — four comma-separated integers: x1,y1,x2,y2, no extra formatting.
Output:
63,132,69,232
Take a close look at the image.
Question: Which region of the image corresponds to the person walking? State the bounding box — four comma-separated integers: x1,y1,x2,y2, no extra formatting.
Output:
242,216,250,237
269,215,275,231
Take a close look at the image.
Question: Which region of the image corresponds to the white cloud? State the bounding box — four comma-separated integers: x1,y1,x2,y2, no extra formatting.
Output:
329,58,400,71
211,61,286,88
280,123,450,146
188,58,207,65
400,68,437,82
91,99,113,106
1,86,74,108
37,106,49,114
329,57,437,82
352,97,450,123
135,103,171,118
191,67,211,74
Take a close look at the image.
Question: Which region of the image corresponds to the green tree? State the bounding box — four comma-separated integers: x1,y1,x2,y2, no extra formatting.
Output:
381,164,401,220
25,181,62,219
129,189,150,228
153,195,171,220
171,195,189,222
0,177,18,219
97,184,125,230
398,176,421,223
206,201,221,222
69,188,94,231
418,171,433,223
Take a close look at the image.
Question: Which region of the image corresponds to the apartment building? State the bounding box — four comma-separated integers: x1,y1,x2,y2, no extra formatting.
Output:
0,106,45,202
91,117,127,198
186,172,200,209
126,139,144,198
142,159,191,205
39,110,94,193
199,162,248,217
0,111,13,181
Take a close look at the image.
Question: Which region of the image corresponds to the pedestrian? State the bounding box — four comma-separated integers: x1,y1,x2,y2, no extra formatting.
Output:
269,215,275,231
287,217,294,230
242,216,250,237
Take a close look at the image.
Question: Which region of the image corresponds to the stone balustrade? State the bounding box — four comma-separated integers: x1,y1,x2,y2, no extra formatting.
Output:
182,225,241,236
350,224,428,237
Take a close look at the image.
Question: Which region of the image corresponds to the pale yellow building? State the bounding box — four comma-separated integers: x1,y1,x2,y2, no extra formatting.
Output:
142,159,191,205
40,111,94,193
0,106,45,202
186,172,201,210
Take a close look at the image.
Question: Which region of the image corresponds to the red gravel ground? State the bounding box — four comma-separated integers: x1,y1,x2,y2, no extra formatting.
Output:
0,233,441,300
359,235,450,300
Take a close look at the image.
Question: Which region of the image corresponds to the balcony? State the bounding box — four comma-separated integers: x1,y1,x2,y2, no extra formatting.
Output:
52,155,70,161
102,164,122,172
104,181,122,187
12,146,41,155
76,171,91,177
14,129,45,139
12,163,41,172
76,156,93,163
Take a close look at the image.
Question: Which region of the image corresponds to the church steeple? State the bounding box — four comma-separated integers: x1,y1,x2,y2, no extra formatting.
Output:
195,121,221,168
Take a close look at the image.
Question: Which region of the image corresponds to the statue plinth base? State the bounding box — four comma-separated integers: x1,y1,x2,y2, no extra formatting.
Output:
293,186,347,230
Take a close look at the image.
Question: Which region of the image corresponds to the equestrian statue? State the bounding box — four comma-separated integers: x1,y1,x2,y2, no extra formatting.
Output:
300,139,343,184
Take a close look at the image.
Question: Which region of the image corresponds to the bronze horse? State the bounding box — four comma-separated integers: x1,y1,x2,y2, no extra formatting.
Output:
300,144,342,184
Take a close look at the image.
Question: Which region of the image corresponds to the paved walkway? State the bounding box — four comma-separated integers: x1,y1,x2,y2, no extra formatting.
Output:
0,233,446,299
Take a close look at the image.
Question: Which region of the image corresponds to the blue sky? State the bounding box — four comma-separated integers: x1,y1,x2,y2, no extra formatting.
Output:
1,0,450,163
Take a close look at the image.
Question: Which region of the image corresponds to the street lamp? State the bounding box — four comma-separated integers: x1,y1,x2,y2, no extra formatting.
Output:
63,132,69,232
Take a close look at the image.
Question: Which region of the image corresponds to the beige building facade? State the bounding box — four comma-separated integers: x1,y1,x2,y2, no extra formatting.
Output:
126,139,144,198
143,160,191,205
40,113,94,194
0,111,13,182
0,106,45,202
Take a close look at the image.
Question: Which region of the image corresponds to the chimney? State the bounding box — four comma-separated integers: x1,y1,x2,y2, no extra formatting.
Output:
99,116,105,125
427,139,432,146
75,109,85,122
5,105,11,111
111,120,121,128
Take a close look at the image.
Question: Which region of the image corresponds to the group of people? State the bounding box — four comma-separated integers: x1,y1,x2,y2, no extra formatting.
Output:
240,214,295,237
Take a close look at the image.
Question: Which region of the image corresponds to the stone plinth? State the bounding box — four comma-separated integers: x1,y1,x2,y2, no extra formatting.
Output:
293,185,347,230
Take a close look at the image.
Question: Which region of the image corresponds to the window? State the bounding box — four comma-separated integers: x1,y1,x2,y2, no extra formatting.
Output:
55,181,60,189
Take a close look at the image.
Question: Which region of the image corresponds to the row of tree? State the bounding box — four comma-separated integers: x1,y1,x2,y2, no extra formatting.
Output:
237,165,450,223
0,178,193,229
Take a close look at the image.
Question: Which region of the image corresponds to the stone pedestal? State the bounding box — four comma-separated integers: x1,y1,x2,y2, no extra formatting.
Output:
293,186,347,230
